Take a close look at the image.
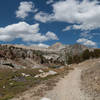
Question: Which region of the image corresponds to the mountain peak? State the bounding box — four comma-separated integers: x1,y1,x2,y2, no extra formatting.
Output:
48,42,65,50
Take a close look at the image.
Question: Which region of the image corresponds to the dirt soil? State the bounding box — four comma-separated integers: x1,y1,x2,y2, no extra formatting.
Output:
11,59,100,100
40,67,92,100
81,59,100,100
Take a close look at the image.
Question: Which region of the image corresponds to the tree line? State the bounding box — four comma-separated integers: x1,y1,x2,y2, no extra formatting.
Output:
67,49,100,64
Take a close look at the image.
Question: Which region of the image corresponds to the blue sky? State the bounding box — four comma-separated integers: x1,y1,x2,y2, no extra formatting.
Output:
0,0,100,48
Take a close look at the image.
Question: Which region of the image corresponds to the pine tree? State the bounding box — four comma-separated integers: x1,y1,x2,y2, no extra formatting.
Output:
67,56,73,64
82,49,90,60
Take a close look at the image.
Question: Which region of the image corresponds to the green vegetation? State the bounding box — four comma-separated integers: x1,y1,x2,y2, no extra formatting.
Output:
0,68,50,100
0,67,71,100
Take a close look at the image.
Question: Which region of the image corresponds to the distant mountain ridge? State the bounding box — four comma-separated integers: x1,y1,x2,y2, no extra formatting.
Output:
5,42,93,52
48,42,93,54
60,43,93,55
48,42,66,50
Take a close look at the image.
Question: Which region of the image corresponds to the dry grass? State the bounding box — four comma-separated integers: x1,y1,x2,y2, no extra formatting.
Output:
0,66,72,100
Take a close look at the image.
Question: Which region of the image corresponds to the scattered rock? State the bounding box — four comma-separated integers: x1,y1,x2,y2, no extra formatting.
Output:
3,86,5,89
34,70,57,78
48,70,57,75
12,76,26,82
41,97,51,100
21,73,30,77
10,83,13,85
39,69,44,73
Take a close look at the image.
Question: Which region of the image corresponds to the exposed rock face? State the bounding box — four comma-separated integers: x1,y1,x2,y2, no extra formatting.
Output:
0,44,64,69
47,43,94,65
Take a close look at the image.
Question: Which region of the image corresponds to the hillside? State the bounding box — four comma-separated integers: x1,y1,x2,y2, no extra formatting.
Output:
0,43,93,69
81,59,100,100
0,43,100,100
11,59,100,100
0,44,65,69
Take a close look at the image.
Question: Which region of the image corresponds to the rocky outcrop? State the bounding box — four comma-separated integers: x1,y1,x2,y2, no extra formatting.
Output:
0,44,64,69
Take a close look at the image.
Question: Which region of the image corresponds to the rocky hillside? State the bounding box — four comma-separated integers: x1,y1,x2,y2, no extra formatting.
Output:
48,43,93,54
60,43,92,55
0,43,94,69
0,44,64,69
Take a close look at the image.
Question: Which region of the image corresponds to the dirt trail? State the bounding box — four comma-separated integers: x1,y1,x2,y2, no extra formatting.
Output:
12,66,93,100
41,67,92,100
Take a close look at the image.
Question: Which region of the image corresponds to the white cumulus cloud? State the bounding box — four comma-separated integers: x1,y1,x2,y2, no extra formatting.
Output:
34,12,54,23
46,0,54,5
35,0,100,31
38,43,49,48
77,38,97,48
0,22,58,42
46,31,58,40
16,1,36,19
29,43,49,48
62,26,72,31
80,32,93,39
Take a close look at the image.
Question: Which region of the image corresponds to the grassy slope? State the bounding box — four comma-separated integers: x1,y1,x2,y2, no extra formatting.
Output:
0,67,72,100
